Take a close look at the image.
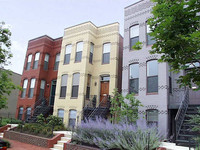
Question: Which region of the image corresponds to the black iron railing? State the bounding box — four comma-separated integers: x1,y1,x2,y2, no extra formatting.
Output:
175,87,189,141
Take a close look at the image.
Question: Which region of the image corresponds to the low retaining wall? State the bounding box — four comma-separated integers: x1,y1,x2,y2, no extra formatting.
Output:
64,143,100,150
0,125,11,133
4,130,64,148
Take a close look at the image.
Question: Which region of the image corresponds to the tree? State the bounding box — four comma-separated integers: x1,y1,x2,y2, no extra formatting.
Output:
110,89,143,124
148,0,200,89
0,22,19,109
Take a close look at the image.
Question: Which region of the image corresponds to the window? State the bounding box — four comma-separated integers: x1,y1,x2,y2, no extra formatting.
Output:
147,24,156,45
54,53,60,70
44,54,49,70
129,64,139,94
101,76,110,81
75,42,83,62
71,73,80,98
18,107,23,120
69,110,77,128
33,52,40,69
146,109,158,127
130,25,139,50
26,107,31,120
86,75,91,99
26,54,32,70
169,66,172,94
60,74,68,98
58,109,64,122
39,80,45,98
21,79,28,98
28,78,36,98
64,45,72,64
89,43,94,64
147,60,158,93
102,43,110,64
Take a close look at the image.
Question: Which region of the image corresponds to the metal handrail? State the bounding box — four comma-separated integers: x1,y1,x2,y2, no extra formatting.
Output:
87,95,110,119
175,87,189,140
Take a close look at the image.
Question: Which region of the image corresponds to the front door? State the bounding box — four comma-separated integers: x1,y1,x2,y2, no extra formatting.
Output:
50,80,57,106
100,81,109,106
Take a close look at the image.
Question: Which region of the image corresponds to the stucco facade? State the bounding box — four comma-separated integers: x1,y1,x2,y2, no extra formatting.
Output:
53,22,123,127
123,0,169,137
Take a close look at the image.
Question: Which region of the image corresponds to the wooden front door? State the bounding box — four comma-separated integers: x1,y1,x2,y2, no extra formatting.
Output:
100,81,109,106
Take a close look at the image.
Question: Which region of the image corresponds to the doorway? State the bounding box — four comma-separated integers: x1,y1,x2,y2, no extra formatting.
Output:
50,80,57,106
100,76,110,107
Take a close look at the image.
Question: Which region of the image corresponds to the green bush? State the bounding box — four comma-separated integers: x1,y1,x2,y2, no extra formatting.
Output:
1,139,10,148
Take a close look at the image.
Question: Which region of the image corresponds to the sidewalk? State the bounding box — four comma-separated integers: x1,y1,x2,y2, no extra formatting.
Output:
4,138,50,150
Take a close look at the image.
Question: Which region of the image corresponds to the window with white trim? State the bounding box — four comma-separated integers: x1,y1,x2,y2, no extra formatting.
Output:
89,43,94,64
58,109,64,122
60,74,68,98
102,43,110,64
129,63,139,94
146,24,156,45
33,52,40,69
86,74,91,99
69,110,77,128
21,79,28,98
44,54,49,70
146,109,158,127
147,60,158,93
71,73,80,98
64,45,72,64
130,25,139,50
75,42,83,62
26,54,32,70
28,78,36,98
54,53,60,70
39,80,45,98
18,107,23,120
26,107,31,120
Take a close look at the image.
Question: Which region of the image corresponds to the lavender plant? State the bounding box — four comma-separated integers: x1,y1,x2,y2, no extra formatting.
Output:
72,118,162,150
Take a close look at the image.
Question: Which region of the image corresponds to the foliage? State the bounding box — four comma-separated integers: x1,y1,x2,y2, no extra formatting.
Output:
0,22,21,109
189,107,200,144
73,118,162,150
0,117,22,127
1,139,11,148
148,0,200,89
36,114,46,125
46,115,63,128
132,41,143,50
110,89,143,124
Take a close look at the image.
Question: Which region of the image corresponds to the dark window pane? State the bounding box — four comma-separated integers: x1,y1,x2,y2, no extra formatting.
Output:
101,76,110,81
169,76,172,93
69,119,76,128
60,86,67,97
44,61,48,70
89,53,93,64
26,62,31,70
39,89,44,99
71,86,79,97
28,88,34,98
54,62,59,70
147,34,156,45
130,37,139,50
64,54,70,64
33,61,38,69
21,89,26,98
147,109,158,127
147,76,158,93
129,79,139,94
86,87,90,99
18,107,23,120
103,53,110,64
75,51,82,62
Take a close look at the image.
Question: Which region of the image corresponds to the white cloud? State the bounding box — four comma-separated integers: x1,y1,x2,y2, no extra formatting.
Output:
4,41,26,74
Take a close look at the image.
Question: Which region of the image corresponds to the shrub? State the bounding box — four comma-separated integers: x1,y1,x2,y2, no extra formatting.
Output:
73,118,162,150
1,139,10,148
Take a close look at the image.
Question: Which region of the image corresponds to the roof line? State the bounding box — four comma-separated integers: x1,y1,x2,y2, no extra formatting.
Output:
124,0,144,9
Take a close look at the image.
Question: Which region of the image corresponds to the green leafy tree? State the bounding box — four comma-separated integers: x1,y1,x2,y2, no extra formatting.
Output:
148,0,200,89
110,89,143,124
0,22,20,109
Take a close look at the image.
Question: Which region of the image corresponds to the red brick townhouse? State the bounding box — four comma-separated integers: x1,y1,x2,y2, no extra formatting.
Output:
16,35,62,120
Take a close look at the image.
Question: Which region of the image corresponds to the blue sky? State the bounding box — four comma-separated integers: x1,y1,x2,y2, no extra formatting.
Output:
0,0,139,74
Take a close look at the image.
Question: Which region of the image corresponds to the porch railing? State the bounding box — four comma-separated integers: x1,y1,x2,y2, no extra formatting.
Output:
175,87,189,141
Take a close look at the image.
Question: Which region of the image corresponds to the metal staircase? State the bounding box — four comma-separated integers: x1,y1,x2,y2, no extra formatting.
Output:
175,88,199,147
26,98,53,123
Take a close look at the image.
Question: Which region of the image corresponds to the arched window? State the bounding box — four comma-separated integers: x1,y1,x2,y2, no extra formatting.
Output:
130,25,139,50
28,78,36,98
21,79,28,98
147,60,158,93
18,107,23,120
60,74,68,98
146,109,158,127
75,42,83,62
69,110,77,128
33,52,40,69
64,44,72,64
129,63,139,94
26,54,32,70
146,23,156,45
71,73,80,98
26,107,31,120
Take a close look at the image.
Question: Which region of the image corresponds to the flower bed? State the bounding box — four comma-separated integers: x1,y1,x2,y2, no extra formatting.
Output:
64,143,100,150
4,130,64,148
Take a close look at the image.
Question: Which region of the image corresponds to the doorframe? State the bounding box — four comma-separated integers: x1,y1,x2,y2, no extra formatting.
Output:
49,79,57,106
99,75,110,103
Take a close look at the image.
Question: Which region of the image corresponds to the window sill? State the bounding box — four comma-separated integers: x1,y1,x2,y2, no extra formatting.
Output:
59,97,65,99
146,92,158,95
102,63,110,65
70,97,78,99
63,63,70,65
74,61,81,63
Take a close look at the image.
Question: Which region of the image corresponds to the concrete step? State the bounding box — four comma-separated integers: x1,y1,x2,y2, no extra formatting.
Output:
0,133,3,138
54,144,63,150
61,136,71,141
58,140,67,145
50,148,59,150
